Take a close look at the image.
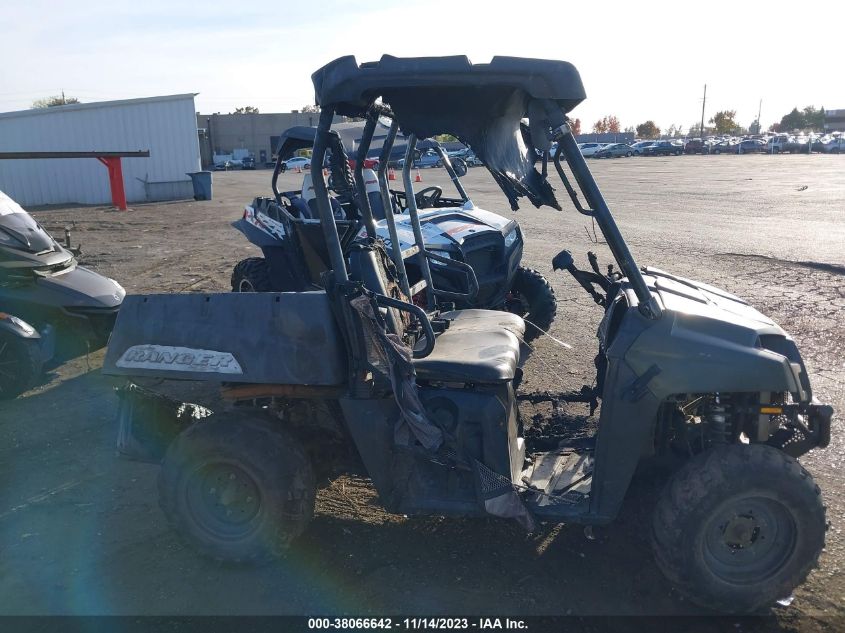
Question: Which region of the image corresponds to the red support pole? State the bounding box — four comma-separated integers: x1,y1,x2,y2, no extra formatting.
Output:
96,156,128,210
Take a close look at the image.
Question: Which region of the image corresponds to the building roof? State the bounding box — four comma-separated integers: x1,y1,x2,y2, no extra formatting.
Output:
0,94,199,120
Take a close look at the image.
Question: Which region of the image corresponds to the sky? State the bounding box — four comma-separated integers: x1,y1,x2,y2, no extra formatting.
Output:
1,0,843,134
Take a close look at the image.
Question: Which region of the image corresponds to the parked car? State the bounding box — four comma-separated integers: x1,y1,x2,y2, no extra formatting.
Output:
683,139,707,154
782,137,807,153
242,156,256,170
594,143,634,158
213,161,232,171
708,140,735,155
463,150,484,166
398,149,446,169
279,156,311,172
643,141,683,156
818,137,845,154
765,135,790,153
630,141,656,155
577,142,604,157
728,139,767,154
346,157,380,170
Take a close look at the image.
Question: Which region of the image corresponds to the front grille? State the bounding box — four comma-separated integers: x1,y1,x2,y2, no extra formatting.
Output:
462,235,503,280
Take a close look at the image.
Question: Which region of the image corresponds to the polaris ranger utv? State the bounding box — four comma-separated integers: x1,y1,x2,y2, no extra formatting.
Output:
232,127,556,340
103,55,832,613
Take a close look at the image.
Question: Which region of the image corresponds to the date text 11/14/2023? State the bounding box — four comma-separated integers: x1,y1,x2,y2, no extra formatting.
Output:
307,617,528,629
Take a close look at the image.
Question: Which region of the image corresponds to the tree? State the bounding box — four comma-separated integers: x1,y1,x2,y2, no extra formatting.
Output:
709,110,738,134
31,94,80,108
233,105,259,114
571,118,582,136
623,125,635,134
301,104,320,113
778,106,825,132
802,106,825,131
593,115,621,134
636,120,660,139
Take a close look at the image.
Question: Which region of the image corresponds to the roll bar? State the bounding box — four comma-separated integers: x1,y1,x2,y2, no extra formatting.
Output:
553,123,662,319
376,120,412,297
402,135,436,309
354,114,379,239
433,147,469,202
311,107,349,282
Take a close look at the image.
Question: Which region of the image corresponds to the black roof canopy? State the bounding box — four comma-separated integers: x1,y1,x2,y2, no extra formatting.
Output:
312,55,585,118
311,55,587,210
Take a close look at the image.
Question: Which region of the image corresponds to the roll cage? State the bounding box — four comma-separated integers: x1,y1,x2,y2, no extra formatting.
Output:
308,55,662,320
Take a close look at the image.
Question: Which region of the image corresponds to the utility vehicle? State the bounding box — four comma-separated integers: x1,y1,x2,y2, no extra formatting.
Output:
0,189,124,396
231,127,556,339
103,55,832,613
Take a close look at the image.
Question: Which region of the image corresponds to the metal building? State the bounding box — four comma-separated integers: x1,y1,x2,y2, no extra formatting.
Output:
197,111,345,167
0,94,201,206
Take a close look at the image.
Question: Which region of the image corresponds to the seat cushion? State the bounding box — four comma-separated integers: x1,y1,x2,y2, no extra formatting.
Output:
413,327,520,383
438,309,526,340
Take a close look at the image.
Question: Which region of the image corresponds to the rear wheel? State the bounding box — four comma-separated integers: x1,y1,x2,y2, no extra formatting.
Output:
159,413,315,563
0,332,42,400
505,267,556,343
652,444,825,613
231,257,272,292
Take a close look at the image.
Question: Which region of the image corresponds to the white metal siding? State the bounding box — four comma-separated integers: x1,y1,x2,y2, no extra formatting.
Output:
0,95,200,206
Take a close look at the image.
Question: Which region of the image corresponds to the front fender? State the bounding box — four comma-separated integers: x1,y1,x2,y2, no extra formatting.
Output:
0,313,40,339
625,309,803,400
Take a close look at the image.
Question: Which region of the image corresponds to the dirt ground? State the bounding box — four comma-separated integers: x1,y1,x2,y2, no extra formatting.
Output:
1,155,843,629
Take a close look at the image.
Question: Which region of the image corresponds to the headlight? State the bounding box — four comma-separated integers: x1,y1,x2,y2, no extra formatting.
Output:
427,249,452,266
504,228,519,249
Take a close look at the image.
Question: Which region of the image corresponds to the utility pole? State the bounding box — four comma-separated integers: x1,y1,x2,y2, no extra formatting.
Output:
699,84,707,138
757,99,762,133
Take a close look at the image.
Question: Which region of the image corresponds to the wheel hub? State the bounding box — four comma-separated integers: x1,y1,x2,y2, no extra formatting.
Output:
703,497,797,584
723,514,759,549
188,463,262,535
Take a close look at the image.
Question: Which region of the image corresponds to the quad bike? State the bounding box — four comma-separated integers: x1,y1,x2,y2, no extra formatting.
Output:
0,189,125,395
231,127,556,341
104,55,832,613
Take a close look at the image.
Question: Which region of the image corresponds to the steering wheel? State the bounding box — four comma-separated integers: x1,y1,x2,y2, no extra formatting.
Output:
415,186,443,209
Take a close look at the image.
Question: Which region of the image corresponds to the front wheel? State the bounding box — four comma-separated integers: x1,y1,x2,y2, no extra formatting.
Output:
504,267,556,343
159,413,316,563
652,444,825,613
231,257,272,292
0,332,42,400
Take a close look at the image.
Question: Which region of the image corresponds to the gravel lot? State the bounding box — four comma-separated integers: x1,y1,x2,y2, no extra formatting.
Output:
1,155,842,629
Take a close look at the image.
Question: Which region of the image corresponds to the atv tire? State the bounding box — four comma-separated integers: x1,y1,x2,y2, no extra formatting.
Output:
0,331,42,400
159,412,316,563
507,267,556,343
231,257,272,292
652,444,825,613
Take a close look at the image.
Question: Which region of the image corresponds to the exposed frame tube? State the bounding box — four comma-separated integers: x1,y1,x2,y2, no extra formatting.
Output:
311,107,348,282
403,135,436,309
555,124,661,319
354,114,379,239
433,147,469,202
376,119,411,297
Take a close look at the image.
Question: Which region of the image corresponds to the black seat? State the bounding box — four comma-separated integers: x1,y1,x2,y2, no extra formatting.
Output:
413,327,520,383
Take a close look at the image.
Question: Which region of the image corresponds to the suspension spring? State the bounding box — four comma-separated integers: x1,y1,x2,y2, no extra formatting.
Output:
706,398,731,444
